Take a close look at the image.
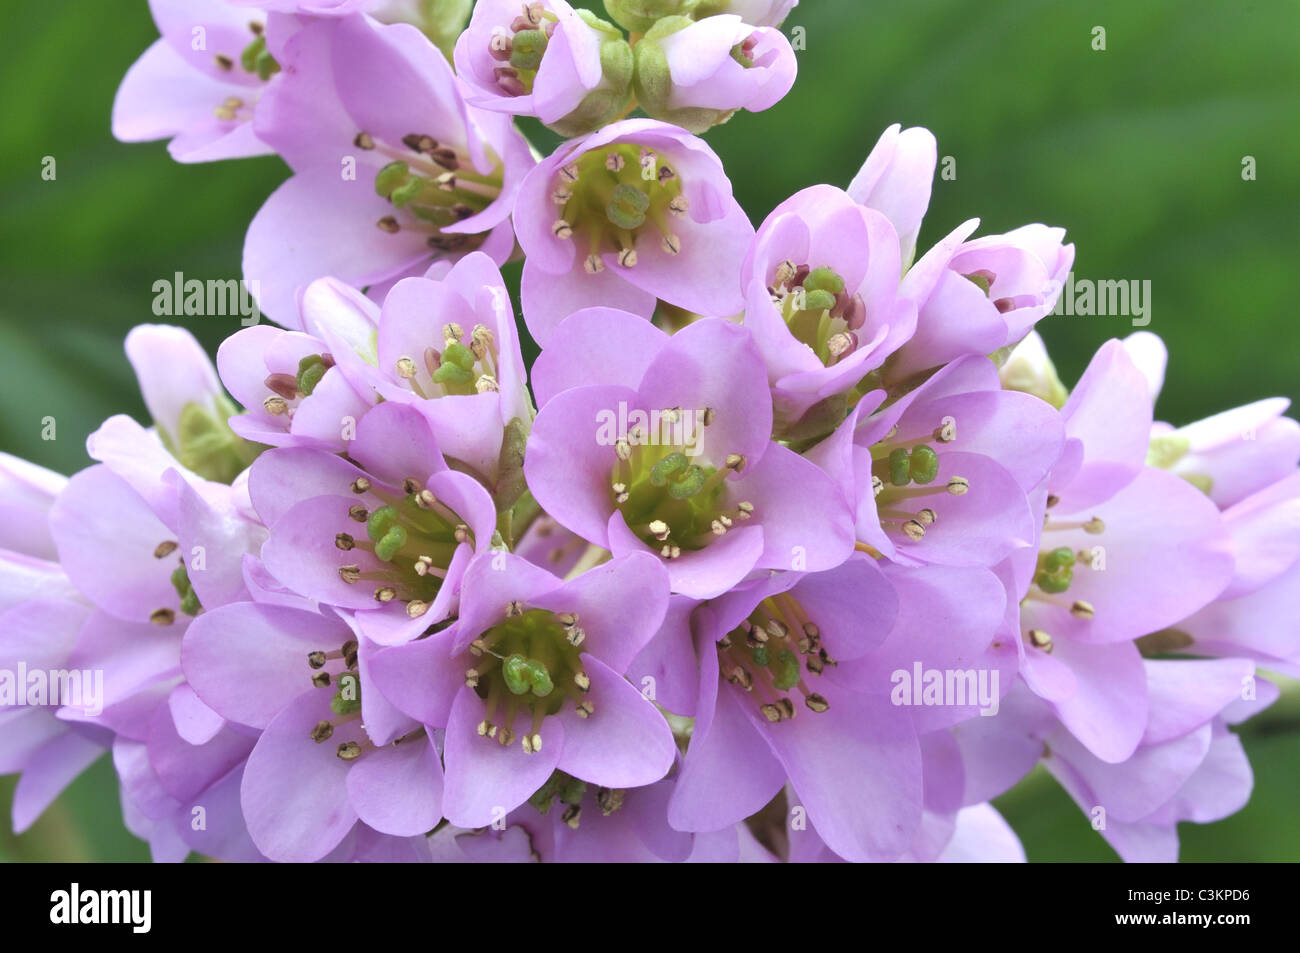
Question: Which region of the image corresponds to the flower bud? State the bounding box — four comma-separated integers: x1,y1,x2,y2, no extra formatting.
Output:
603,0,697,34
633,14,796,133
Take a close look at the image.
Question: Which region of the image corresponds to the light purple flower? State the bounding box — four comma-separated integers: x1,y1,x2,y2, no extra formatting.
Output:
809,354,1064,569
244,13,535,325
183,601,443,861
113,0,287,163
740,184,916,431
515,119,755,344
454,0,634,135
634,14,797,133
526,313,853,598
888,222,1074,384
368,551,676,828
846,123,937,268
251,401,499,645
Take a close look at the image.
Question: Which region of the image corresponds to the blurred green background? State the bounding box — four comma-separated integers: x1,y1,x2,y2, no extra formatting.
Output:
1,0,1297,861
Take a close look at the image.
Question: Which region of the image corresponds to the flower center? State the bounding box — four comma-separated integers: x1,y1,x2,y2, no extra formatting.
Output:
551,144,690,273
358,131,504,254
716,594,832,722
607,413,753,559
486,2,559,96
335,476,476,619
391,323,501,399
528,769,626,829
867,423,969,543
464,607,593,754
1022,500,1108,652
769,262,866,367
212,20,280,89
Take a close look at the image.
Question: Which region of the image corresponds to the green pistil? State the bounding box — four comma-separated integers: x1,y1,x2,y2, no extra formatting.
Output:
470,609,590,750
331,673,361,716
774,264,856,367
297,354,327,397
1035,546,1076,594
882,443,939,486
509,29,548,70
371,140,504,253
170,562,202,617
529,770,587,814
553,143,686,269
615,446,732,553
340,483,469,611
716,596,834,721
239,35,279,81
160,395,261,486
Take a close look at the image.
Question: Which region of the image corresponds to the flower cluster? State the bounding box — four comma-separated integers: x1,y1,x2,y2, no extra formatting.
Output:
3,0,1295,863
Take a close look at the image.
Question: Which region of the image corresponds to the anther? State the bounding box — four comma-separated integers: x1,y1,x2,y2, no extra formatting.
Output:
661,234,681,255
902,519,926,541
552,219,573,239
584,254,605,274
351,477,371,494
375,587,397,603
573,671,591,693
311,671,331,688
406,600,430,618
395,356,417,378
311,720,334,743
947,476,970,495
917,508,937,526
1070,600,1095,620
348,504,368,522
805,693,830,713
377,216,400,234
335,533,355,550
618,248,638,268
354,131,375,150
308,651,327,669
1027,629,1054,652
506,600,524,618
153,541,178,559
339,565,361,584
1084,517,1106,534
150,608,175,626
263,395,289,415
336,741,362,761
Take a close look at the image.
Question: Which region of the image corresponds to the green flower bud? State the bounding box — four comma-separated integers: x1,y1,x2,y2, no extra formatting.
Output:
167,397,260,485
410,0,472,62
602,0,697,34
544,36,634,138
